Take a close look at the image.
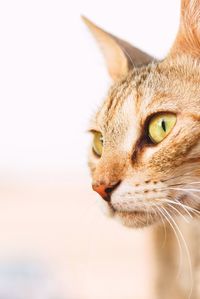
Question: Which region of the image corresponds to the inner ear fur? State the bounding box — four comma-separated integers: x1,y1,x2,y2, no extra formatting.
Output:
82,16,154,81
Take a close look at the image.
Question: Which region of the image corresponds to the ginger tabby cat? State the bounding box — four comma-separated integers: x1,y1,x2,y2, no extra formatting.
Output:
83,0,200,298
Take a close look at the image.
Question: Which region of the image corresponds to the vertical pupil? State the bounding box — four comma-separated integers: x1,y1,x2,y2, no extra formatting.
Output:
100,136,103,144
161,119,166,132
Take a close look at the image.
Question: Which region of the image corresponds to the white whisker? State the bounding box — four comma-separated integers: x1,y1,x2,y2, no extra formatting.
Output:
167,203,190,223
160,199,194,218
174,199,200,217
162,207,193,299
153,205,167,248
155,205,183,278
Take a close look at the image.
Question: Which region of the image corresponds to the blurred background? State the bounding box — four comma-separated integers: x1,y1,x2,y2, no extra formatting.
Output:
0,0,180,298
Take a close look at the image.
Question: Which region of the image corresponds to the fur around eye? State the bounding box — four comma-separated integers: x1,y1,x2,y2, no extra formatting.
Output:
92,131,103,157
148,113,177,144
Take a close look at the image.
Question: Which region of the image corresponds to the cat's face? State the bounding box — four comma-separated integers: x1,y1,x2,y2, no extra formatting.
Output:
84,0,200,228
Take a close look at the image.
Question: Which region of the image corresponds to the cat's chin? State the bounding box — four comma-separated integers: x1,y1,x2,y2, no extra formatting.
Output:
113,210,158,228
101,201,159,228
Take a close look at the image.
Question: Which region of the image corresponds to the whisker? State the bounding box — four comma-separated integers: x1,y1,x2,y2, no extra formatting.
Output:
174,199,200,217
167,187,200,193
166,190,200,217
161,198,200,218
167,183,192,188
166,203,190,223
160,199,194,218
162,171,198,183
155,205,183,278
162,207,193,299
153,205,167,248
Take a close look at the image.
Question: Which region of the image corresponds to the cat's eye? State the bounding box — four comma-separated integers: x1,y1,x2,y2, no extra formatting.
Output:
92,131,103,157
148,113,177,144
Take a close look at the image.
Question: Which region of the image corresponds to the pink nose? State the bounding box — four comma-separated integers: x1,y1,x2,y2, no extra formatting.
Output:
92,182,120,201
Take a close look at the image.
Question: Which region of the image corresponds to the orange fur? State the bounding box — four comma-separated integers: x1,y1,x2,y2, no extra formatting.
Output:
170,0,200,57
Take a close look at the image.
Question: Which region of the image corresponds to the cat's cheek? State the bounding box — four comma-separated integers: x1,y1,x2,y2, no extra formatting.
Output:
96,198,114,218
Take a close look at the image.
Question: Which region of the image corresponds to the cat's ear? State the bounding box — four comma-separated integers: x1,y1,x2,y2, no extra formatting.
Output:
169,0,200,58
82,16,153,81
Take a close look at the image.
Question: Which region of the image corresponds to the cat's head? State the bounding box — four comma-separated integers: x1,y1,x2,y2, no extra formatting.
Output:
84,0,200,228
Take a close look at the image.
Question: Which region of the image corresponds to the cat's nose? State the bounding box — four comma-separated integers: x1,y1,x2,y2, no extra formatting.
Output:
92,182,120,202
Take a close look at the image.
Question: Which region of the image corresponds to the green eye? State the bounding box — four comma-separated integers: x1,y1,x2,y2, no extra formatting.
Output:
148,113,177,144
92,132,103,157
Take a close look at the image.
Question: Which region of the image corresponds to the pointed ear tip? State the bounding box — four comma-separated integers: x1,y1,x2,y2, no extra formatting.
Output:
81,15,87,22
81,16,101,34
81,15,93,27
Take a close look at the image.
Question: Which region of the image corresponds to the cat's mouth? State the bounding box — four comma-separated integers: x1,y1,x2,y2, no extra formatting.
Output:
108,193,200,228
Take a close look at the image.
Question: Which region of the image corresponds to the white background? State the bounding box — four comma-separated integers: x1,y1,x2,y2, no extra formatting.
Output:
0,0,180,179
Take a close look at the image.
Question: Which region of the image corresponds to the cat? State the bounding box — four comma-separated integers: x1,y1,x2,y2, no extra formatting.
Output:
83,0,200,298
